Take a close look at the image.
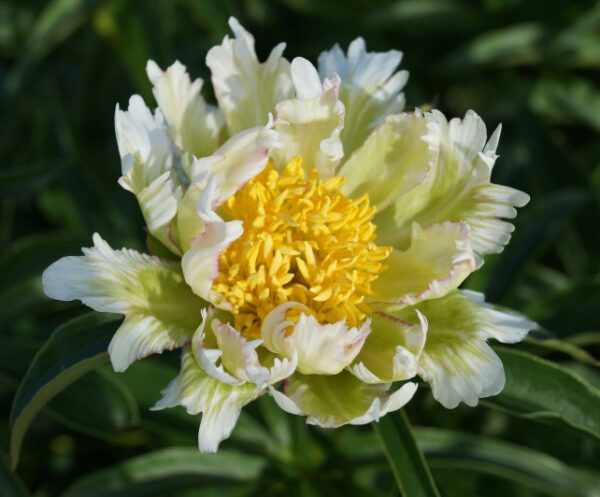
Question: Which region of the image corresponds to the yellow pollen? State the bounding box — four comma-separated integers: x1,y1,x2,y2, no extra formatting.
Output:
213,157,392,338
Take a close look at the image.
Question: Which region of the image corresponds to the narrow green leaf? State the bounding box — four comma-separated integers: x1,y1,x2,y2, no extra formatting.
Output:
0,449,29,497
46,368,139,439
60,448,266,497
418,428,600,497
525,334,600,367
373,411,441,497
9,312,120,468
486,348,600,440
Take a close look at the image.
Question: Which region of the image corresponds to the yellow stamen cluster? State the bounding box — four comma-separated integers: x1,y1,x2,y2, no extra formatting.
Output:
213,157,391,338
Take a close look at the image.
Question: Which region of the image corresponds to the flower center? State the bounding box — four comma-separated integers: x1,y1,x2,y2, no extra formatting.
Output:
213,157,391,338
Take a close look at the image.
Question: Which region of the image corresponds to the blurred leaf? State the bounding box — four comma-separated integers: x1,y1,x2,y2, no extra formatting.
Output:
486,348,600,440
9,312,120,468
418,428,600,497
373,411,441,497
0,449,29,497
525,334,599,368
60,448,266,497
531,77,600,132
0,277,49,330
0,232,85,293
0,164,67,200
46,368,139,439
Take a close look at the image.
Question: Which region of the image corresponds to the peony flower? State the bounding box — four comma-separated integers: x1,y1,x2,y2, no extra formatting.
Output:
43,18,535,452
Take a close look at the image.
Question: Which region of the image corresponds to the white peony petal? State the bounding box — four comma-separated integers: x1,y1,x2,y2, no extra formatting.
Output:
391,290,536,408
261,303,371,375
146,60,223,160
370,221,476,309
339,112,436,211
152,347,261,452
42,234,203,371
349,310,427,383
181,213,243,309
206,17,293,134
374,109,530,264
318,37,408,155
115,95,181,253
270,372,417,427
273,58,345,178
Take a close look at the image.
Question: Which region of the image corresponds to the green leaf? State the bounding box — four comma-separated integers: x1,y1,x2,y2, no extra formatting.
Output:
418,428,600,497
0,449,29,497
9,312,121,468
525,334,600,368
0,164,67,200
373,411,441,497
60,448,266,497
485,348,600,440
46,368,139,439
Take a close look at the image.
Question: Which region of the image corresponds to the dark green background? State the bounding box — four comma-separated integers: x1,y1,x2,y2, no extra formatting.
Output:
1,1,599,496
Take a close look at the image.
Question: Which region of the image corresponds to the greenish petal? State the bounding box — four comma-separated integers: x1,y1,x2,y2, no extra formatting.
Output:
270,371,417,427
339,112,435,211
374,110,529,263
42,234,204,371
392,290,535,408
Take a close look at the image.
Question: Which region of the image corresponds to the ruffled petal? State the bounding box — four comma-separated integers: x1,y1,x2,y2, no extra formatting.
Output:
206,17,293,134
273,58,345,178
181,201,243,309
339,112,436,211
270,371,417,427
152,347,261,452
348,310,427,383
370,221,475,309
115,95,181,253
392,290,535,408
42,234,203,371
374,110,530,264
146,60,223,160
176,126,279,252
318,37,408,156
261,303,370,375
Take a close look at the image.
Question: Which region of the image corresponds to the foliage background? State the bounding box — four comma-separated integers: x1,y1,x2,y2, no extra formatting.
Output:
1,0,599,496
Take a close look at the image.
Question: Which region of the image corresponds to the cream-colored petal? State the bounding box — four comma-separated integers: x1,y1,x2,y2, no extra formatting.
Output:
374,110,530,263
115,95,182,253
348,310,427,383
270,372,417,427
339,112,436,211
42,234,203,371
146,60,223,160
206,17,293,134
392,290,535,408
261,303,370,375
370,221,475,309
272,58,344,178
318,37,408,155
152,347,261,452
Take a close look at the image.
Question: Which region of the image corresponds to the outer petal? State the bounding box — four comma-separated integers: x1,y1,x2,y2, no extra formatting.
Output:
115,95,181,253
318,37,408,155
374,110,530,263
42,234,204,371
270,371,417,427
339,112,436,211
370,221,476,309
392,290,535,408
273,58,345,178
261,303,370,375
146,60,223,160
349,310,427,384
206,17,293,134
152,347,261,452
